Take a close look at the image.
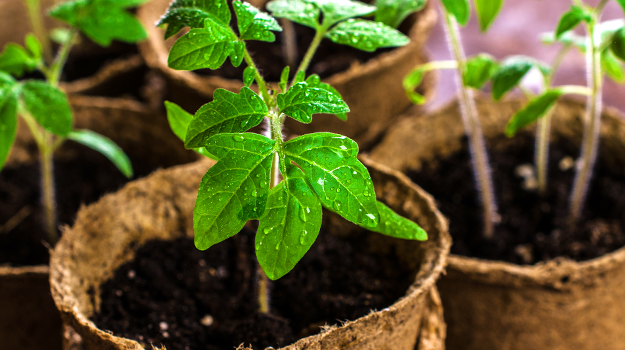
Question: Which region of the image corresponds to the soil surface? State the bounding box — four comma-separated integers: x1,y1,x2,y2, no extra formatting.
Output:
0,142,164,267
93,224,416,350
409,135,625,264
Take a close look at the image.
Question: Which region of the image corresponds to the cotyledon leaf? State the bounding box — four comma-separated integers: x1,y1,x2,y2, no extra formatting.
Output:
168,18,244,71
266,0,320,29
185,87,267,148
0,89,18,170
361,201,427,240
194,133,275,250
505,89,563,137
67,130,134,178
441,0,470,26
325,19,410,52
157,0,231,39
277,82,349,123
164,101,214,158
233,1,282,42
375,0,426,29
474,0,503,32
491,56,535,100
305,0,376,27
256,165,322,280
283,132,379,228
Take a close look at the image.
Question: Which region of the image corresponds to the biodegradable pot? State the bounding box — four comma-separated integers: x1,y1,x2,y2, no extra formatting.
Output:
50,156,451,350
370,96,625,350
0,95,198,350
137,0,436,148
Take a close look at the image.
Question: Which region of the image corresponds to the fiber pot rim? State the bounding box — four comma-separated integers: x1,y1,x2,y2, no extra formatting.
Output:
0,265,48,276
137,0,437,96
372,95,625,291
50,156,450,350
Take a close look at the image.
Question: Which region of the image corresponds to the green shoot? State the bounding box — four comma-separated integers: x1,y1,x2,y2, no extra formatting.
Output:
0,0,149,244
161,0,425,314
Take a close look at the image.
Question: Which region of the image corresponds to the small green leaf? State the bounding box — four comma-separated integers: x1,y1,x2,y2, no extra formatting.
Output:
165,101,214,158
284,133,379,227
257,165,322,280
50,28,73,45
474,0,503,32
266,0,320,29
491,56,535,100
555,6,592,39
294,70,306,84
168,19,244,70
0,43,38,77
602,49,625,83
194,133,275,250
25,34,43,61
611,27,625,62
325,19,410,52
597,20,625,51
441,0,470,26
306,0,376,27
49,0,148,47
279,66,290,93
305,74,347,121
67,130,133,178
0,89,18,170
374,0,426,29
277,82,349,123
157,0,231,39
541,31,586,52
243,66,256,87
463,53,499,89
233,1,282,42
185,87,267,148
362,201,427,240
403,66,426,104
21,81,72,136
505,89,563,137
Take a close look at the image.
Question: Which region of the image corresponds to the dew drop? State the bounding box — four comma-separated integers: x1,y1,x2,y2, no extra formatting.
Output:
233,134,245,142
263,227,270,234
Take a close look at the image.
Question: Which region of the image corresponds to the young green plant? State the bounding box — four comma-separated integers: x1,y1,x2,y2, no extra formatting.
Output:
0,0,149,243
161,0,428,314
403,0,505,238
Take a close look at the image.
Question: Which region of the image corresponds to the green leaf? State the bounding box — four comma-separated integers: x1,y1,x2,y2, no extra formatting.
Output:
20,81,72,136
474,0,503,32
25,34,43,61
277,82,349,123
403,66,427,104
168,20,244,70
441,0,470,26
0,89,18,170
233,1,282,42
505,89,563,137
491,56,535,100
243,66,256,87
555,6,592,39
49,0,148,47
597,20,625,51
185,87,267,148
463,53,499,89
306,0,376,27
284,133,379,227
325,19,410,52
602,49,625,83
362,201,427,240
194,133,275,250
50,28,73,45
256,165,322,280
279,66,290,93
266,0,320,29
305,74,347,121
611,27,625,62
616,0,625,14
0,43,38,77
157,0,231,39
374,0,426,29
294,70,306,84
67,130,133,178
165,101,214,158
541,31,586,52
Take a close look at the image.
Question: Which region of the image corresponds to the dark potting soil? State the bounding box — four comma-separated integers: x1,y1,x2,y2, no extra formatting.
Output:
0,142,162,267
408,135,625,265
93,225,416,350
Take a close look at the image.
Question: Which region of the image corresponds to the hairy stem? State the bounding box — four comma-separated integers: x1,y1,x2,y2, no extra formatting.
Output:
569,18,603,224
443,12,498,238
40,132,58,244
280,18,298,70
294,27,325,81
243,49,271,104
24,0,53,64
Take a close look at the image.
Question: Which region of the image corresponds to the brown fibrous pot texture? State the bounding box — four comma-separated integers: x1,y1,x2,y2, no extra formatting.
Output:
50,156,450,350
370,96,625,350
137,0,437,148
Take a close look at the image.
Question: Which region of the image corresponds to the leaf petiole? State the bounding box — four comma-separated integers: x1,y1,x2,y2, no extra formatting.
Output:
243,48,272,104
294,27,327,84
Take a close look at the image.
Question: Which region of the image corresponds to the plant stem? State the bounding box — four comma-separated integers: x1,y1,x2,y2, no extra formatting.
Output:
24,0,53,64
294,27,325,81
443,12,498,238
280,18,298,70
48,28,78,87
40,131,58,244
243,48,271,104
569,17,603,224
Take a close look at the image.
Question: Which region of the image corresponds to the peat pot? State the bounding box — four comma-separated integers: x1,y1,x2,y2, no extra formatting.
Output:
137,0,436,149
370,96,625,350
50,156,451,350
0,96,198,350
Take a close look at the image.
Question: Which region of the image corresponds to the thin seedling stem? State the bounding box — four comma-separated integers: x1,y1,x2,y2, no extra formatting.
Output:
295,28,325,81
40,132,58,244
443,11,498,238
24,0,53,64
